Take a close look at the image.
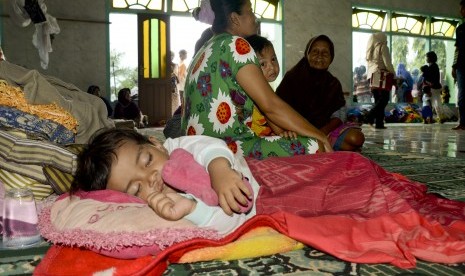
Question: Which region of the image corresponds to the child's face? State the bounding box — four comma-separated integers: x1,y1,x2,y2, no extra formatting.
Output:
106,137,169,202
257,46,280,82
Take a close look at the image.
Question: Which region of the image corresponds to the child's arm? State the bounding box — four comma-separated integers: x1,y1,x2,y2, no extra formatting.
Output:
146,190,197,221
208,157,252,216
164,136,253,215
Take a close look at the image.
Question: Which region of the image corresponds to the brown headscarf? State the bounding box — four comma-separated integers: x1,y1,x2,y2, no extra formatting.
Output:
276,35,345,129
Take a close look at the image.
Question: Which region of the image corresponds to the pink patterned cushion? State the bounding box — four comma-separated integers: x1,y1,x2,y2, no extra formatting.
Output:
38,190,220,259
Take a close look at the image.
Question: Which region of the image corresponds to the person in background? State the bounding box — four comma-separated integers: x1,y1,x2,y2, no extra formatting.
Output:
182,0,332,159
442,85,451,104
396,63,414,103
452,0,465,130
170,51,180,114
353,65,372,103
365,32,396,129
411,68,421,103
87,85,113,118
418,65,433,124
424,51,444,123
276,35,365,152
113,88,146,128
177,49,188,100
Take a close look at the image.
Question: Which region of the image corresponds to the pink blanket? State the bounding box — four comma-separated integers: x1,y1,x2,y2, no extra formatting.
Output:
248,152,465,268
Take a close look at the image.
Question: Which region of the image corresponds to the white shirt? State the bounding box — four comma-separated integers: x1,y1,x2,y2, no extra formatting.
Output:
163,135,259,235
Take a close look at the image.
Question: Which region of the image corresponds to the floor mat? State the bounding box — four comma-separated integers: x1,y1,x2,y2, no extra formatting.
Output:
362,146,465,201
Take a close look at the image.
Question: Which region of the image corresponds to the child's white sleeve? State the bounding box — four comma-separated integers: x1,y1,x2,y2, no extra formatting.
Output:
164,135,235,170
184,195,248,235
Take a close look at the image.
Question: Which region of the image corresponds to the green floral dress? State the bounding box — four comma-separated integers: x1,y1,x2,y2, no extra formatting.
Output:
181,33,319,159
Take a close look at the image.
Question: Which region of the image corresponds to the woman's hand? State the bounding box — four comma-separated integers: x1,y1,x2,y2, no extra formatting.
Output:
279,130,298,139
146,191,196,221
319,137,333,152
208,158,252,215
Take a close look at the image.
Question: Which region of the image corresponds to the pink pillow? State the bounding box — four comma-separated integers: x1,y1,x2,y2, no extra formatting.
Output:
162,148,253,212
38,190,220,259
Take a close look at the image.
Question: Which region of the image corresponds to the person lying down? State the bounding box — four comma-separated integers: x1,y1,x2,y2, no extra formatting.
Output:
70,128,258,235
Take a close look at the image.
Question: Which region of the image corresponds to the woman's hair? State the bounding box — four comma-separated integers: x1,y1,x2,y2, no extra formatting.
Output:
210,0,248,34
246,34,273,55
426,51,438,63
87,85,100,95
118,88,131,103
194,27,215,55
70,128,152,194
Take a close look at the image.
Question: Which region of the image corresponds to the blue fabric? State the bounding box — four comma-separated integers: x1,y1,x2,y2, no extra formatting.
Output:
0,105,75,144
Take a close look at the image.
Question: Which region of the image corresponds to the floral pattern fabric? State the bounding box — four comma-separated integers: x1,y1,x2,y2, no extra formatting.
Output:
181,33,319,159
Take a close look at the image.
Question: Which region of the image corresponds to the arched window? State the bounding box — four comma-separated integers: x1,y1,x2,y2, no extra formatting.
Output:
112,0,281,21
352,7,460,105
352,8,386,30
112,0,164,10
390,13,426,34
431,18,459,38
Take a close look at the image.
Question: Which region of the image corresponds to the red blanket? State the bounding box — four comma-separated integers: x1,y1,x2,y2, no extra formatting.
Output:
35,152,465,275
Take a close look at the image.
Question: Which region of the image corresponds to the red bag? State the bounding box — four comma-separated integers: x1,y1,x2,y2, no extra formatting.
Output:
370,70,394,91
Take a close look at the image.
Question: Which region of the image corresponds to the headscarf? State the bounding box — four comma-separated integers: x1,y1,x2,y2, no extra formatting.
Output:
276,35,345,129
396,63,413,90
366,32,387,61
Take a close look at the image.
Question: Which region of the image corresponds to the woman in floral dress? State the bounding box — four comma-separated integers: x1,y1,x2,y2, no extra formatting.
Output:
182,0,331,159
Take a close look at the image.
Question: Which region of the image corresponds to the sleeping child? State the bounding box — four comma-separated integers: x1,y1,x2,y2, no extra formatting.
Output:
70,128,257,235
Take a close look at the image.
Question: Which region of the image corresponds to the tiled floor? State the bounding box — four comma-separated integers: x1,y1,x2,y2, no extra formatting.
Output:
140,122,465,158
362,122,465,158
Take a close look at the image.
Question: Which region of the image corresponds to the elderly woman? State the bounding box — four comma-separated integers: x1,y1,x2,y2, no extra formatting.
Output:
182,0,332,159
276,35,365,152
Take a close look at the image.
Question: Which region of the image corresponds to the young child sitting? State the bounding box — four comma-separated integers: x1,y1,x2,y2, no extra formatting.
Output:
70,128,256,234
245,35,297,139
245,35,281,137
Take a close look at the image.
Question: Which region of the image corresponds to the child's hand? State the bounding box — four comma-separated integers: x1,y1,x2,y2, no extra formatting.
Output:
146,191,196,221
208,158,252,216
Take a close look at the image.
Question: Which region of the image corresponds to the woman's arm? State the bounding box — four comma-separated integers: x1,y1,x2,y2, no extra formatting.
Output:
237,64,332,152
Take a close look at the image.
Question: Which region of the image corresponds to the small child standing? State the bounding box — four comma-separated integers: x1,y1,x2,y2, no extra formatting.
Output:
421,86,433,124
418,65,433,124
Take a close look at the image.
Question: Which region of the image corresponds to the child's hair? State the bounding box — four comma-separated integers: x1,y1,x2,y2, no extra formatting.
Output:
87,85,100,95
70,128,152,194
420,65,429,73
246,34,274,55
